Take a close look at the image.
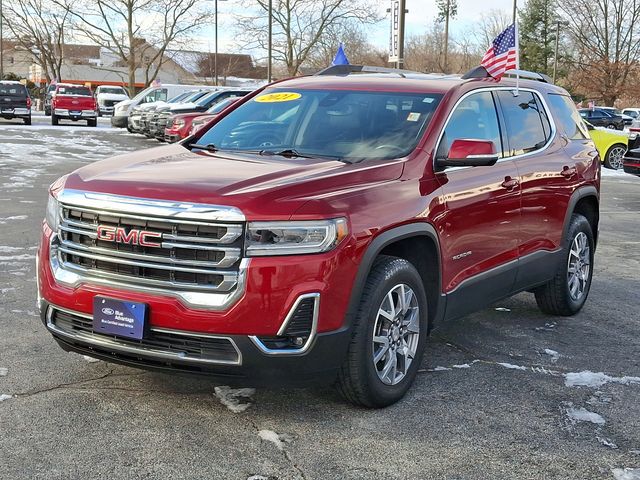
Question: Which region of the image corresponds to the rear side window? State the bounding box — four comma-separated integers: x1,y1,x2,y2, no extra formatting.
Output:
0,84,27,96
437,91,503,159
497,91,552,156
547,94,588,140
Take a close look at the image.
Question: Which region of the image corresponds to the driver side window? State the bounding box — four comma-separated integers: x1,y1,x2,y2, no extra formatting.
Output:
438,91,503,160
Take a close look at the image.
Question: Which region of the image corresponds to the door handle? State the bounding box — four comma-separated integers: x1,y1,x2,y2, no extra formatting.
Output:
561,166,577,178
501,177,520,191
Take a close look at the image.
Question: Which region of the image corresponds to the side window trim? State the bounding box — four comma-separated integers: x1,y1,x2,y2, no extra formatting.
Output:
434,87,557,168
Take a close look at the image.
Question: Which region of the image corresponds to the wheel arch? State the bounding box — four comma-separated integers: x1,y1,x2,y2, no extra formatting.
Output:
563,186,599,249
344,223,445,333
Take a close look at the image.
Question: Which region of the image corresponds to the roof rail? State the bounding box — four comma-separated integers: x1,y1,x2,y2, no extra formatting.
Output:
461,66,552,84
314,64,421,78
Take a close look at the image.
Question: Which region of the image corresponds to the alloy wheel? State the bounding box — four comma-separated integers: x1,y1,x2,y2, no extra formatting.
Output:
608,146,626,169
567,231,591,301
372,283,420,386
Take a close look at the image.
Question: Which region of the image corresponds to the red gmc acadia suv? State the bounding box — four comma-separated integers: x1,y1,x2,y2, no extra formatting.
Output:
38,65,600,407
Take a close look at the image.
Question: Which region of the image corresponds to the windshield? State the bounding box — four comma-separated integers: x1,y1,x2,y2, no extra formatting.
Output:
57,86,92,96
100,87,127,95
206,97,238,114
195,89,442,161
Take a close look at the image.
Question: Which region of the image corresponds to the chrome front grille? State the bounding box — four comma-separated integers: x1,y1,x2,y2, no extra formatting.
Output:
50,190,247,309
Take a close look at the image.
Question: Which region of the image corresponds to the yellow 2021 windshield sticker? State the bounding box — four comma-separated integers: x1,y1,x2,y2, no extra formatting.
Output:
254,92,302,103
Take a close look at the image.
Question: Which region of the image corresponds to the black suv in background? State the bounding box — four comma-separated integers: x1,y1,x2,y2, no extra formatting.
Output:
579,108,625,130
0,81,32,125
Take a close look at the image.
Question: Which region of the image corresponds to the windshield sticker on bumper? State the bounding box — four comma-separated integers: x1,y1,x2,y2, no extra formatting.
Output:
254,92,302,103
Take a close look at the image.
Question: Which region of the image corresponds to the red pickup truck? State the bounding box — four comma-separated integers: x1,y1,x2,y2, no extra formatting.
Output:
38,65,600,407
51,84,98,127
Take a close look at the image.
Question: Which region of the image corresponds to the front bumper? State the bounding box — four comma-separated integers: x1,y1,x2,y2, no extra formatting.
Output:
99,106,115,115
112,115,128,128
41,300,351,385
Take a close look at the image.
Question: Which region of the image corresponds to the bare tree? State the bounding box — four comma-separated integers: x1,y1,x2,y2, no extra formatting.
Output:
404,22,446,73
1,0,71,82
560,0,640,105
474,9,511,48
306,22,387,70
236,0,381,76
57,0,210,92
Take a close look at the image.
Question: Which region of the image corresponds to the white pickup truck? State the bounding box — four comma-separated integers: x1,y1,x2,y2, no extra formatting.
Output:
94,85,130,116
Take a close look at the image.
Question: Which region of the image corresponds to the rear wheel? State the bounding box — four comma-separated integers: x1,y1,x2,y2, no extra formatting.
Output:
51,114,59,126
534,214,594,316
337,256,428,408
87,119,97,127
604,144,626,169
24,116,31,126
44,106,50,116
606,123,616,130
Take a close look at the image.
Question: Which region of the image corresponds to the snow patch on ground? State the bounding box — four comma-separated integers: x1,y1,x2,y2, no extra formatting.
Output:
565,405,606,425
0,215,28,224
497,362,528,371
543,349,560,363
0,394,14,402
247,476,271,480
0,253,34,261
214,386,255,413
597,434,618,449
0,367,7,377
452,363,471,369
257,429,291,451
565,371,640,388
431,366,452,371
612,468,640,480
0,246,23,253
494,307,511,312
82,355,101,363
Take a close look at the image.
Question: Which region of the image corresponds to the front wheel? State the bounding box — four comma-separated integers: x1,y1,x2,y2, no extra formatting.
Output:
337,256,428,408
87,119,97,127
534,214,594,316
604,143,626,169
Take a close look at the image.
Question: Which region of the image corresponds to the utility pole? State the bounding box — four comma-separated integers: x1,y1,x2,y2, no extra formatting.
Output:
512,0,517,24
443,0,450,73
397,0,406,69
267,0,272,82
552,21,569,83
214,0,218,86
0,0,4,80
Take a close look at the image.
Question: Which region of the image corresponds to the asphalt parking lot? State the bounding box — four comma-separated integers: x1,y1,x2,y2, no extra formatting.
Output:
0,117,639,480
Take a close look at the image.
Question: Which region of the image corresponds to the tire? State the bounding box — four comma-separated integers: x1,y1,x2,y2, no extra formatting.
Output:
337,256,428,408
87,119,97,127
44,107,50,116
51,114,58,126
606,123,616,130
534,214,594,316
604,143,626,170
24,116,31,126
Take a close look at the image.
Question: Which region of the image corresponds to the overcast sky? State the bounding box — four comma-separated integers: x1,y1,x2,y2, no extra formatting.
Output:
198,0,517,57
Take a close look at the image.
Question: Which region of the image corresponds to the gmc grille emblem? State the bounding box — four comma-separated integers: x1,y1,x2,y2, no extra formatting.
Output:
96,225,162,248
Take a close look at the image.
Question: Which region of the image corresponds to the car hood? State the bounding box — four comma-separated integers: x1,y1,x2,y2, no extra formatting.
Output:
63,144,403,219
169,102,198,112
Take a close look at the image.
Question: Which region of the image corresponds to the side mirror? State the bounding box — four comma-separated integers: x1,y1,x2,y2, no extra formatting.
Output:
437,139,499,167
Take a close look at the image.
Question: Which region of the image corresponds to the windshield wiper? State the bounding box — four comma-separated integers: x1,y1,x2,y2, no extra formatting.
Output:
260,148,315,159
190,143,219,152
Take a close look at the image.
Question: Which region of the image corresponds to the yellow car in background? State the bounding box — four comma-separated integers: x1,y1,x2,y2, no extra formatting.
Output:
585,121,629,169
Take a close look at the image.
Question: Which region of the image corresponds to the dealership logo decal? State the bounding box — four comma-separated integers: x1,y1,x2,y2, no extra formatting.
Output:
96,225,162,247
101,308,115,315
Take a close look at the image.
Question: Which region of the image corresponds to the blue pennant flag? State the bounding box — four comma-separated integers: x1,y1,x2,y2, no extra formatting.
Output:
331,43,350,66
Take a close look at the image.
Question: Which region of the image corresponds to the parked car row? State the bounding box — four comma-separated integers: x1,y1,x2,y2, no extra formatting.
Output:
125,86,251,142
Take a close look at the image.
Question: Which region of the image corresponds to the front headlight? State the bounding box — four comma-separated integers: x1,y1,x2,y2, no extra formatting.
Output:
245,218,348,256
173,119,186,127
45,194,60,231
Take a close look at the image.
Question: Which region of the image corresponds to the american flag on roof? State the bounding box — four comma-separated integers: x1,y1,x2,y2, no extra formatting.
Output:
481,23,518,80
